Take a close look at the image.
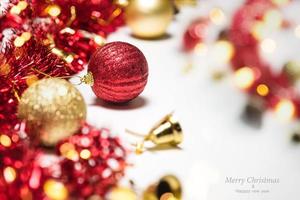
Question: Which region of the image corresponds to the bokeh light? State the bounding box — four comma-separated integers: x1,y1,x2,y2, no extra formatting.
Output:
44,179,68,200
194,43,208,56
263,9,282,29
0,134,12,147
234,67,255,89
46,5,61,17
260,38,276,53
275,99,296,122
209,8,226,25
60,142,79,161
212,40,234,64
80,149,91,159
256,84,269,96
295,25,300,38
3,166,17,183
271,0,290,6
10,1,28,15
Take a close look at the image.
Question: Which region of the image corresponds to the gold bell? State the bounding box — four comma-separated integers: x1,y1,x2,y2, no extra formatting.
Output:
147,113,183,146
143,175,182,200
127,113,183,154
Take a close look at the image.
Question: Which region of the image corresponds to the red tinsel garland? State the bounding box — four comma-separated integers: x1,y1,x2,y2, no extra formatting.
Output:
0,2,127,197
57,124,127,198
0,0,124,69
30,0,124,35
0,38,76,126
0,123,127,199
0,0,125,126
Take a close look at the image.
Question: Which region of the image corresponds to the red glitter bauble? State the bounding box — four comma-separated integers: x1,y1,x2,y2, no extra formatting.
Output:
88,41,148,103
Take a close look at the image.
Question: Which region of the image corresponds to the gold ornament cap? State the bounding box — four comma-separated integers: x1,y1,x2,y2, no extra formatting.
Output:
18,78,86,146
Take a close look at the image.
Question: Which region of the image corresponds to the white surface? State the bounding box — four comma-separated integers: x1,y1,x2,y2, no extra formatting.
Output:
75,1,300,199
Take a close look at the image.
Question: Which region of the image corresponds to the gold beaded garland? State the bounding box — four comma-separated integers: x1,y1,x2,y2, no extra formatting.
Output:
18,78,86,146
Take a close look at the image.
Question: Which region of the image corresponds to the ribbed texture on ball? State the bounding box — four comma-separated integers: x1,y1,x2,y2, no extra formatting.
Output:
88,41,148,103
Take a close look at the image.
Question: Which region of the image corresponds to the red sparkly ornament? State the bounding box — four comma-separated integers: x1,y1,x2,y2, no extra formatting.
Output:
88,41,149,103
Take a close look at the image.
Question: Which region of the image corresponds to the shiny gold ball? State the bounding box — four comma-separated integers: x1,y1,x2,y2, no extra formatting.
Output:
18,78,86,146
107,187,137,200
125,0,173,39
143,175,182,200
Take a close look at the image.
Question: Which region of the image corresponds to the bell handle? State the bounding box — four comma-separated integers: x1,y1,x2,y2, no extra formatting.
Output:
125,129,146,138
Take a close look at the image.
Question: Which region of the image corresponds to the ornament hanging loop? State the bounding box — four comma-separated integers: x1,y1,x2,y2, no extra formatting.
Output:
58,72,94,86
31,67,94,86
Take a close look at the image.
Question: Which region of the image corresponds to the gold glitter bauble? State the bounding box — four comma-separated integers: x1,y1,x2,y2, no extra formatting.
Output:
125,0,173,39
18,78,86,146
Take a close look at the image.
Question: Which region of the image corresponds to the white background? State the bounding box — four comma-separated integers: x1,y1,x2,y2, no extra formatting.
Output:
75,1,300,199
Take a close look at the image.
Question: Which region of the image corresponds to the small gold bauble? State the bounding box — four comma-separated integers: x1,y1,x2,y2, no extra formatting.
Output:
18,78,86,146
125,0,173,39
107,187,137,200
